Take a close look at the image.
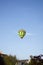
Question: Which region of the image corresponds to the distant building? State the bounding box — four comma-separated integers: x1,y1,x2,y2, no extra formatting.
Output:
15,59,29,65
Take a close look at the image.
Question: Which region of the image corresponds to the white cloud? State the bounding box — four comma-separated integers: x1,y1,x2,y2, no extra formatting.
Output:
26,32,32,36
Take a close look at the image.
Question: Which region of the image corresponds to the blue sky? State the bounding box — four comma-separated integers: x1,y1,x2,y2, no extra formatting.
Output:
0,0,43,60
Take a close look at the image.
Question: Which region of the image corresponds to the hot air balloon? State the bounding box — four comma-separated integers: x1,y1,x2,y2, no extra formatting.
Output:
18,29,26,39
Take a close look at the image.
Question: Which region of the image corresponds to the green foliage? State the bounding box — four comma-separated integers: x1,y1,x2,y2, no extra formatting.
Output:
0,54,43,65
25,63,29,65
4,55,13,65
0,54,17,65
28,58,43,65
29,59,37,65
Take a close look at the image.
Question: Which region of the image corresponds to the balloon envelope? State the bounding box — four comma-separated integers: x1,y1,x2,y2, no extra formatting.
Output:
18,29,26,39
